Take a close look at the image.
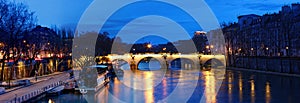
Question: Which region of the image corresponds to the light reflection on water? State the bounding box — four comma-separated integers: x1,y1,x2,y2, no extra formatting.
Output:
35,68,300,103
203,71,216,103
98,69,300,103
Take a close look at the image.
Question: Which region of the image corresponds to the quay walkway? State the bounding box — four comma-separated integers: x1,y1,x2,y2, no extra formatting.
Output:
0,72,70,103
1,72,64,94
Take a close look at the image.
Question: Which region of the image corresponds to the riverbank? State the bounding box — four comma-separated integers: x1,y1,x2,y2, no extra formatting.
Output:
0,72,64,94
0,72,69,103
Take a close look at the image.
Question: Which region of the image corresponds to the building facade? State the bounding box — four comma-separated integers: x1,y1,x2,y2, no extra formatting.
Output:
223,3,300,57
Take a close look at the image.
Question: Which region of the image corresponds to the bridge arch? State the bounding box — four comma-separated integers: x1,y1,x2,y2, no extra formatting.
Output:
112,59,130,70
169,58,197,70
136,57,167,70
203,58,225,69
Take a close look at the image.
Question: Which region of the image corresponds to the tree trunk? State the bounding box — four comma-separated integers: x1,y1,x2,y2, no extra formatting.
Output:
29,59,33,77
0,57,5,81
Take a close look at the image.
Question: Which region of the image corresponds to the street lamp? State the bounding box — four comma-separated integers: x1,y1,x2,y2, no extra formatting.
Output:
132,48,136,54
146,43,152,53
147,44,152,49
210,45,214,55
206,45,209,49
285,46,289,56
130,54,135,61
210,45,214,49
266,47,269,56
205,45,210,55
238,48,242,52
251,48,254,56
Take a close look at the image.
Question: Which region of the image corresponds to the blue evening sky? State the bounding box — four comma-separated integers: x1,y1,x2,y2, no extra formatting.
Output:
15,0,299,44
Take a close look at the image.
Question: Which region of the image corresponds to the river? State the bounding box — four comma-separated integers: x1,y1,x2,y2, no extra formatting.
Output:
33,67,300,103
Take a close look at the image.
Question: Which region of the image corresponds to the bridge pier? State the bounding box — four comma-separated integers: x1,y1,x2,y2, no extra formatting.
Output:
130,61,137,70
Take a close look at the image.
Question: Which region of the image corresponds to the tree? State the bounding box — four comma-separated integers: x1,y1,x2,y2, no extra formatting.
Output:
192,32,208,53
95,32,113,56
0,0,36,81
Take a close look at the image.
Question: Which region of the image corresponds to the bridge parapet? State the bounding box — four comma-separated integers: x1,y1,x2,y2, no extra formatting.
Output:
99,54,226,69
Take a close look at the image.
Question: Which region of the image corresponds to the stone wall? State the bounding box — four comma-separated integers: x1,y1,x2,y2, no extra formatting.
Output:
228,56,300,75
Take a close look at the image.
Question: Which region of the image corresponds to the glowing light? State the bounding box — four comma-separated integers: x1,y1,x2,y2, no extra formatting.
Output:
206,46,210,49
147,44,152,49
48,99,54,103
265,82,271,103
204,71,216,103
250,80,255,103
238,48,242,51
195,31,206,35
238,73,243,102
228,72,233,102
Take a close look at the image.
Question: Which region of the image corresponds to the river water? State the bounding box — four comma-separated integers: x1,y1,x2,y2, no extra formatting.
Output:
34,67,300,103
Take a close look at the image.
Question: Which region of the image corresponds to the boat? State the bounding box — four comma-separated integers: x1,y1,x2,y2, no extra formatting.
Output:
64,81,76,91
46,85,65,95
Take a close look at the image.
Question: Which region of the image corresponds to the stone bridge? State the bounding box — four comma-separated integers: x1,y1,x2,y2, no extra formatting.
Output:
98,53,226,70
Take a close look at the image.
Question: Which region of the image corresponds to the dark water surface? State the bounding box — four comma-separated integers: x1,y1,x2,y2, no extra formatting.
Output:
34,68,300,103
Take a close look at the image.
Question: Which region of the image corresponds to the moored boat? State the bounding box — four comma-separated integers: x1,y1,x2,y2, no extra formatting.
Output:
46,85,65,95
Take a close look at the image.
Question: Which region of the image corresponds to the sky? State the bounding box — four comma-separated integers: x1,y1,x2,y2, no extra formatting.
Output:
16,0,300,44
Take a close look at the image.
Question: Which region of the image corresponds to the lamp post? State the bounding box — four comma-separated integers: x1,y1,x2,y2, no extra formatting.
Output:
285,46,289,56
132,48,136,54
251,48,254,56
206,45,210,55
131,54,135,61
266,47,269,56
146,43,152,53
162,47,166,53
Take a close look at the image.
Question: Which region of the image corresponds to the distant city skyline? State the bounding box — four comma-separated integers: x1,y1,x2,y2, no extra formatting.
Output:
15,0,300,44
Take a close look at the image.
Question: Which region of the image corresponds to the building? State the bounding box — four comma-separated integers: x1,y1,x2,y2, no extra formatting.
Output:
223,3,300,57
